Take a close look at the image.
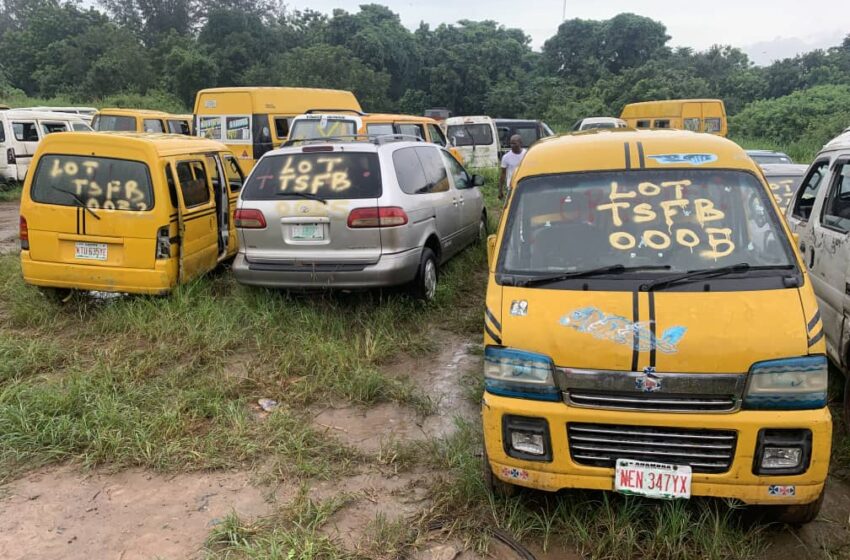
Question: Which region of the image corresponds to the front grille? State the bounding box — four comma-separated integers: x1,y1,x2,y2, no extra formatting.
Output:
567,423,737,474
567,390,737,412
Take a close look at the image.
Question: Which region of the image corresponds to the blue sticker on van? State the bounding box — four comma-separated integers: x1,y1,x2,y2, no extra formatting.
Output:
559,307,687,354
647,153,718,166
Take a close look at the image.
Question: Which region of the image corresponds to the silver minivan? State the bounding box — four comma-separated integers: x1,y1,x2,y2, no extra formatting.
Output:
232,138,486,299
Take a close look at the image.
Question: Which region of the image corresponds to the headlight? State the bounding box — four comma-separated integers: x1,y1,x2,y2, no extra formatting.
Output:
744,356,827,410
484,346,560,401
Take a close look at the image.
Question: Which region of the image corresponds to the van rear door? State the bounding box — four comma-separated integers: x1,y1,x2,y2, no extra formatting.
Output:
26,154,161,270
237,148,382,266
169,159,219,281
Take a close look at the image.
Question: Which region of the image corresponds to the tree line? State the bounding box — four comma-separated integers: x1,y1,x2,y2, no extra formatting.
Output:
1,0,849,147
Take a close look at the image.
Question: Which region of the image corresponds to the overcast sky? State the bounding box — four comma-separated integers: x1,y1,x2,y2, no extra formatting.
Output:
284,0,849,65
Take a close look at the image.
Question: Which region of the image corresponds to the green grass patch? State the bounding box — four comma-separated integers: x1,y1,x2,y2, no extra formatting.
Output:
420,421,766,560
0,184,21,202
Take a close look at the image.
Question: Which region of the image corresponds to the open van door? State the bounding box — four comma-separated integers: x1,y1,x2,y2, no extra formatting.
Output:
168,159,218,282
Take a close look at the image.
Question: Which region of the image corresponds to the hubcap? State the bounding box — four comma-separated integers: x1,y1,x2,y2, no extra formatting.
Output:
424,259,437,300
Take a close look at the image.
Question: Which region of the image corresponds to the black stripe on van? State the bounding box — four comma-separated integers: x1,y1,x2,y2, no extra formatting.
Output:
808,328,824,348
637,142,646,168
183,209,217,222
485,307,502,333
807,310,821,333
623,143,631,169
485,322,502,345
76,207,81,235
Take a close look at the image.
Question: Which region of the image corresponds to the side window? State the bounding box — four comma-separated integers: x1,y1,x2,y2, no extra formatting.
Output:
13,122,39,142
427,124,446,146
821,162,850,232
791,160,830,221
393,147,428,195
684,118,701,132
397,123,424,140
72,123,90,131
636,120,650,129
175,161,211,208
167,120,190,135
274,117,290,139
199,116,222,140
41,122,68,134
440,150,470,189
653,119,670,129
143,119,164,133
367,123,394,138
223,155,244,192
165,164,179,209
415,146,450,193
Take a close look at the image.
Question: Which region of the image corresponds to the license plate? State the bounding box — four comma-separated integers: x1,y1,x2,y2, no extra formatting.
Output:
614,459,691,499
74,242,107,261
291,224,324,241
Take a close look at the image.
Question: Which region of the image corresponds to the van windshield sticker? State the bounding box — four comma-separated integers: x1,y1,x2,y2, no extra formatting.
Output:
596,180,735,259
32,155,153,211
647,154,718,166
560,307,687,353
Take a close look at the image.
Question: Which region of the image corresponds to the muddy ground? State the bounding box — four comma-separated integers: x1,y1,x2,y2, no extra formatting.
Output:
3,333,850,559
0,201,19,254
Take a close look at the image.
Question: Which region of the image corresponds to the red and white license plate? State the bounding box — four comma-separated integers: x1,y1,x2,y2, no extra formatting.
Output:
74,242,107,261
614,459,691,499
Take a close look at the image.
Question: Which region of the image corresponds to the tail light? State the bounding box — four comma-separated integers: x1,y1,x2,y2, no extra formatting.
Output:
234,208,267,228
19,216,29,250
347,207,408,228
155,225,170,259
7,148,15,164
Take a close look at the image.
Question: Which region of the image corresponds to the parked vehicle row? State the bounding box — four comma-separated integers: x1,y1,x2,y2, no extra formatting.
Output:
92,108,193,136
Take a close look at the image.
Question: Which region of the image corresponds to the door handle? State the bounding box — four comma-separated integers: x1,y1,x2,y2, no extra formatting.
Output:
800,242,806,253
809,247,815,268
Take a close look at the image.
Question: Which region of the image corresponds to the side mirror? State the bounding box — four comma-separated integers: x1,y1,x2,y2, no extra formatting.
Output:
472,174,485,187
487,234,497,267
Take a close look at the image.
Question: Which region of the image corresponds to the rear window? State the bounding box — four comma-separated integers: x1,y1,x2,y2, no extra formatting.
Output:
167,119,190,135
767,175,804,211
242,152,381,200
705,118,722,133
143,119,164,133
447,124,493,147
514,126,539,147
94,115,136,132
290,118,357,141
31,155,153,211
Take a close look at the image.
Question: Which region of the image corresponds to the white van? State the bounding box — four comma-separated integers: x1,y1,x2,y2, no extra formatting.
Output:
444,116,500,168
18,106,98,124
785,129,850,423
0,110,92,183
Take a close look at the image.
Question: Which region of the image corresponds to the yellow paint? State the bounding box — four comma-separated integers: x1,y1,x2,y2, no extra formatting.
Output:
483,130,830,506
193,87,363,173
20,132,240,295
620,99,728,137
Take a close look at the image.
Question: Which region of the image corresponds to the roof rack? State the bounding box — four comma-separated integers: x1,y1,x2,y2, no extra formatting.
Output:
304,109,366,116
282,134,424,147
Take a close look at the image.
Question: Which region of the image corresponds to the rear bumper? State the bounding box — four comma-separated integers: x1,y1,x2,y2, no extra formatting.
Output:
232,248,421,289
21,252,176,294
483,392,832,505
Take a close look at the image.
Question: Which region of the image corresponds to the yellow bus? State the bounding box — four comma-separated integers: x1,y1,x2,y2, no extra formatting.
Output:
620,99,727,137
193,87,362,173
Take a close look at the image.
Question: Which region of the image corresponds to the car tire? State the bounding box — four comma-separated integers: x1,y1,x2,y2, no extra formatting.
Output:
477,213,488,244
38,287,73,303
408,247,438,301
761,491,824,525
482,444,518,498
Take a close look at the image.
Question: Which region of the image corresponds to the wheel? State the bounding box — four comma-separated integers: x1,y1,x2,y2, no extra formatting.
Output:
408,247,438,301
477,213,488,244
761,491,824,525
38,287,73,303
482,444,518,498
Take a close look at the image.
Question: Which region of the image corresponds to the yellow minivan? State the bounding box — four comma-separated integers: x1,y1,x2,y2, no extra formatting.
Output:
92,109,192,135
193,87,362,173
620,99,728,137
19,132,245,297
482,129,830,523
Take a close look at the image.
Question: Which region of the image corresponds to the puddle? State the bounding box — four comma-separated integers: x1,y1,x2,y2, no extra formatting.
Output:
0,466,271,560
0,201,19,254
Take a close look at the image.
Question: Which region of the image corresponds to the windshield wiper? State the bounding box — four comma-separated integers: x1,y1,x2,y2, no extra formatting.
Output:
639,263,758,292
51,186,101,220
516,264,672,287
275,191,328,204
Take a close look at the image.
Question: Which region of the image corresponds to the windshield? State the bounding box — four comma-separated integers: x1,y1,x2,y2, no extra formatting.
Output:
93,115,135,132
290,118,357,141
446,124,493,146
766,174,804,212
499,169,795,278
241,152,381,200
31,155,153,211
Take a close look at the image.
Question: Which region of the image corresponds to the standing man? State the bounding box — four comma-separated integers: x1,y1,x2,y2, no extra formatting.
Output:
499,134,526,200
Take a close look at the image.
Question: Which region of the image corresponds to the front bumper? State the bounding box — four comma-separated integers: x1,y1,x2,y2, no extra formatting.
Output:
482,392,832,505
232,248,421,289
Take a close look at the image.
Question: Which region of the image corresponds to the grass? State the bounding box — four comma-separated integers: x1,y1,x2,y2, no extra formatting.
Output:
0,183,21,202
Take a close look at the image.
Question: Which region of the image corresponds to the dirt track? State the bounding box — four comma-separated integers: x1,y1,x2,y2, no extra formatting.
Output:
0,201,18,254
